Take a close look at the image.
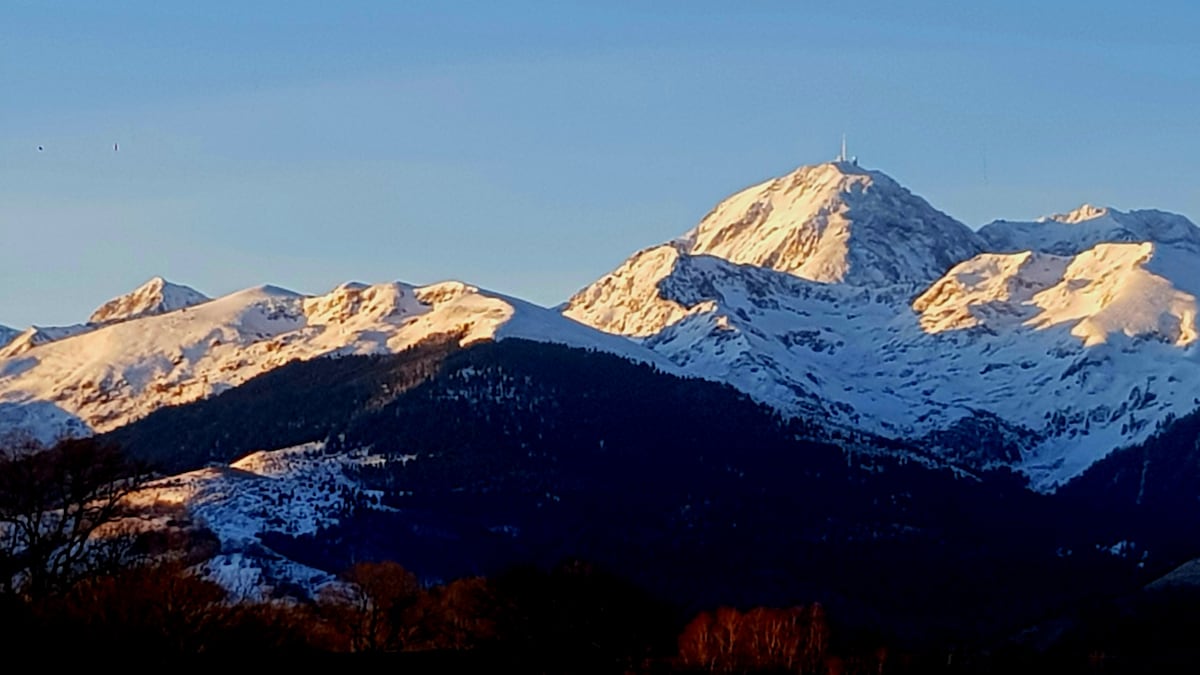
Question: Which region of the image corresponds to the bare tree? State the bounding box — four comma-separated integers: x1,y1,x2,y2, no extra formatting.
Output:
317,560,422,652
0,437,148,599
677,603,832,673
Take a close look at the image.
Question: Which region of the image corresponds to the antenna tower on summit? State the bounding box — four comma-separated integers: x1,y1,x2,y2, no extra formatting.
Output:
835,134,858,166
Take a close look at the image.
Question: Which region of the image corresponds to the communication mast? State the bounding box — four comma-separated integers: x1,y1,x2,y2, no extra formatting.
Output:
836,134,858,166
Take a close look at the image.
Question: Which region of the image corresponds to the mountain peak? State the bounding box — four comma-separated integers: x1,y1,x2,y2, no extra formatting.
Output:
89,277,211,325
1042,204,1111,224
680,161,983,286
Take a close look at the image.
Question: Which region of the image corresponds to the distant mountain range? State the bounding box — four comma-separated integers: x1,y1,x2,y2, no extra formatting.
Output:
7,160,1200,488
0,277,663,445
6,159,1200,640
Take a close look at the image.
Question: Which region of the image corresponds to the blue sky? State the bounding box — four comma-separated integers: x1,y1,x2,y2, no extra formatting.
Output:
3,1,1199,327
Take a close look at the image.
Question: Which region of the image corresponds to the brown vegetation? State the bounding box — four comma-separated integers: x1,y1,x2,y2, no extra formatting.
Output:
677,604,830,673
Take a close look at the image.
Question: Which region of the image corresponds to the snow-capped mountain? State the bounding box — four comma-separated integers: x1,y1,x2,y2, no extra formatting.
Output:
681,161,984,286
0,325,17,351
0,278,667,444
4,158,1198,490
565,162,1200,488
89,276,211,325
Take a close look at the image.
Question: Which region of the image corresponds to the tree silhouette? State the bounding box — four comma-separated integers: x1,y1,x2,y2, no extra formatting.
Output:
0,437,147,599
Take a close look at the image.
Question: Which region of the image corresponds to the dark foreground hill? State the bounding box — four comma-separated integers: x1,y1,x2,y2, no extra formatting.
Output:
105,338,1200,646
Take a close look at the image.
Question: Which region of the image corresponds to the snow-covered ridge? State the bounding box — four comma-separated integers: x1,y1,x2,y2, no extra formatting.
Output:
912,251,1069,334
913,243,1198,347
0,279,667,443
0,324,93,360
1024,243,1198,348
0,278,210,360
89,276,211,325
562,244,695,337
980,205,1200,258
682,161,984,287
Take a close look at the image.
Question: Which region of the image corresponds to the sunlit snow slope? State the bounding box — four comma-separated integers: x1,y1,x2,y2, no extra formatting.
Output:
0,324,93,360
682,161,983,286
0,279,667,444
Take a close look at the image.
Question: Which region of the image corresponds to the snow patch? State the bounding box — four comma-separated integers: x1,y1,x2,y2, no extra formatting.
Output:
129,441,381,597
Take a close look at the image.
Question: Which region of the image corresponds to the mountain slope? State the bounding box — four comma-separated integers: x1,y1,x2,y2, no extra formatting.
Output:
116,340,1180,644
105,333,464,472
0,279,667,443
915,243,1198,347
681,161,984,286
0,326,17,351
1061,406,1200,517
0,324,92,360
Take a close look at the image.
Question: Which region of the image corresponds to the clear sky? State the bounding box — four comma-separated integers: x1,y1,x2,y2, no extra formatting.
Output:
3,1,1199,328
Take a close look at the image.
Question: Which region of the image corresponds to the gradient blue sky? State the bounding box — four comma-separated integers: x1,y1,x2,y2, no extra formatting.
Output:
4,1,1199,327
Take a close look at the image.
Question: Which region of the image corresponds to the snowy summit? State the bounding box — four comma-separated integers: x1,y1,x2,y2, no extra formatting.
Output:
88,277,211,325
680,161,984,287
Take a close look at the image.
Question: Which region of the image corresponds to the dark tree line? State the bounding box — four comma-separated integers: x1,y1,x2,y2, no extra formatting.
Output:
1,436,1199,671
